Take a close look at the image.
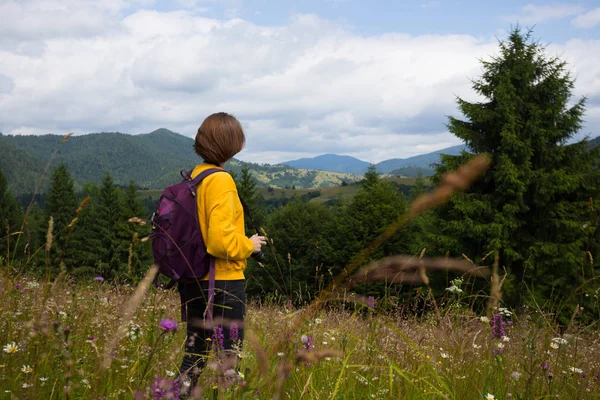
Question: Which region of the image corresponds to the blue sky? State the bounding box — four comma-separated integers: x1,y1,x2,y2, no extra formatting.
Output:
1,0,599,164
147,0,600,40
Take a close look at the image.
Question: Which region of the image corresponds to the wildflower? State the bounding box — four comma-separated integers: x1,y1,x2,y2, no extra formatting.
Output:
94,277,104,282
128,323,141,340
314,318,323,324
87,335,96,342
480,316,490,323
472,343,482,350
26,281,40,288
166,371,175,377
230,322,239,342
14,283,21,290
497,307,513,317
486,394,494,400
22,383,33,389
277,352,284,357
3,342,19,354
552,337,568,345
541,362,549,371
21,365,33,374
301,334,314,350
496,343,505,349
152,378,180,400
492,348,503,356
440,352,450,359
550,342,559,350
367,296,376,309
569,367,583,374
491,313,506,339
212,326,224,350
159,319,178,332
511,371,522,381
502,336,510,342
39,377,49,382
445,283,463,294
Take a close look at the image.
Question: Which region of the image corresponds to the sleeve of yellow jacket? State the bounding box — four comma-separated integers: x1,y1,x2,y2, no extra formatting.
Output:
206,189,254,261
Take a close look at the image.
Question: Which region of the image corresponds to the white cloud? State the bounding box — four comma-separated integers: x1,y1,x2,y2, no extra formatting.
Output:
502,3,585,25
572,7,600,28
0,3,598,164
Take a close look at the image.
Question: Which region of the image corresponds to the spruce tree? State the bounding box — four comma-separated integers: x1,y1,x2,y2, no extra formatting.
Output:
234,165,264,234
430,28,600,317
44,163,77,269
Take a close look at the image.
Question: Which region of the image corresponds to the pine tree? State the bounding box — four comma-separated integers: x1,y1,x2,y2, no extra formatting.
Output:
69,183,105,276
44,163,77,270
234,165,264,234
430,28,600,317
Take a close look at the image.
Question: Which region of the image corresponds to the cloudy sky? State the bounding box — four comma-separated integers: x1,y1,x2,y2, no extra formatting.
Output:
0,0,599,164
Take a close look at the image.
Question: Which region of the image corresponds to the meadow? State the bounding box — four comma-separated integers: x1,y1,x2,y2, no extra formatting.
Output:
1,268,599,399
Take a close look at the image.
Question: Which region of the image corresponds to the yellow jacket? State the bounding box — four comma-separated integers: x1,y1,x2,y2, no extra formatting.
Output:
191,164,253,280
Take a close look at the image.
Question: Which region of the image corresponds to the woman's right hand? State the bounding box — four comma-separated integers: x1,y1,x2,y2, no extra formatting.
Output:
250,234,267,254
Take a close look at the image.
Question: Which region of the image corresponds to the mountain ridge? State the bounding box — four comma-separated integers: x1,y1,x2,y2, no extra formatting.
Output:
0,129,362,196
280,144,466,175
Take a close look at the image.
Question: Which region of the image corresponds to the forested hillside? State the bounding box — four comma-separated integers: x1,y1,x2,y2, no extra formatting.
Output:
0,129,361,195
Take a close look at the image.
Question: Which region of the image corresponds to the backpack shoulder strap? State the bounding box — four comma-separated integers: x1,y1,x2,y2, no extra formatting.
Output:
190,167,226,186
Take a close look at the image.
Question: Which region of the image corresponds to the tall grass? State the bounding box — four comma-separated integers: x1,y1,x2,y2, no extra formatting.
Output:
1,272,599,399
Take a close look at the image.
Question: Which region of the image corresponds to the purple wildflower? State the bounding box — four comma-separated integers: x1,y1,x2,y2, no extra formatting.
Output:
541,362,549,371
492,348,503,356
230,322,239,342
367,296,376,309
212,326,224,350
301,334,314,351
159,319,178,332
491,313,506,339
94,277,104,282
14,283,21,290
152,378,179,400
87,335,96,341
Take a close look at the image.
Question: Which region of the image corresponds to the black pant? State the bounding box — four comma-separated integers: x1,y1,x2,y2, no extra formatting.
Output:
178,279,246,386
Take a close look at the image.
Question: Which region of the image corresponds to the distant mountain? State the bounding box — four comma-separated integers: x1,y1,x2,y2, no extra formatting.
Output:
0,129,361,196
375,145,466,173
280,154,370,174
280,144,466,176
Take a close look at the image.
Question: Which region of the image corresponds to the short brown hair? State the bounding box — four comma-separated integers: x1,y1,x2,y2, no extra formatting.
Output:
194,112,245,165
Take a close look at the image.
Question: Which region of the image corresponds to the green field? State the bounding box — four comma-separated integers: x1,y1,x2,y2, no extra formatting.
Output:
139,177,421,205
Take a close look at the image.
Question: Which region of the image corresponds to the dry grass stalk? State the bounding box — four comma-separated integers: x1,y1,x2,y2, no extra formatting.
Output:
347,255,487,288
4,219,10,268
486,251,502,316
102,265,158,369
45,216,54,253
295,349,343,365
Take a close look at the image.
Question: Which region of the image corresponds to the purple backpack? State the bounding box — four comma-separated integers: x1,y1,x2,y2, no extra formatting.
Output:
150,168,223,321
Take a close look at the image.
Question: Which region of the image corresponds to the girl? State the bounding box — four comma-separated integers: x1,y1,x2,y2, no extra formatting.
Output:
178,112,266,392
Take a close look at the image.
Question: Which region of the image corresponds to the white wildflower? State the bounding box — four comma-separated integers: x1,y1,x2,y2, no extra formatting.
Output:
552,337,568,345
3,342,19,354
569,366,583,374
